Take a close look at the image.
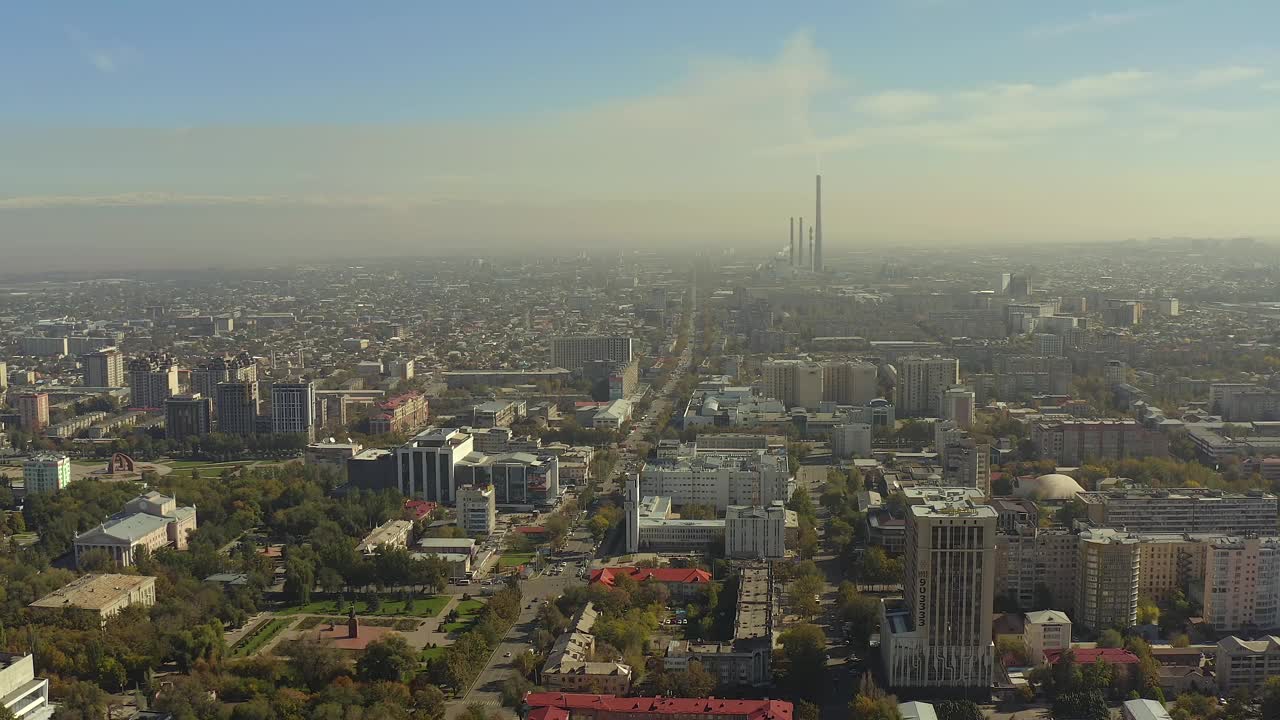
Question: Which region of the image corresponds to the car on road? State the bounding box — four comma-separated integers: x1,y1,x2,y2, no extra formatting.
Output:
504,652,512,657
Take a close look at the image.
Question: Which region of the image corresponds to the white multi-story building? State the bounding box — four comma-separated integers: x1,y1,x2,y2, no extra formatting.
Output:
82,347,124,388
396,427,475,504
1203,536,1280,632
831,422,872,459
1023,610,1072,665
271,381,316,440
726,502,792,559
23,454,70,495
1078,488,1279,536
762,359,824,410
0,653,52,720
1217,636,1280,693
881,496,996,692
1077,527,1141,630
639,448,791,511
458,484,497,536
895,356,959,418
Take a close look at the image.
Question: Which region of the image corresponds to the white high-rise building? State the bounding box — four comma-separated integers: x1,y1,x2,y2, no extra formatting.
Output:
896,356,960,417
762,359,823,409
396,427,475,504
82,347,124,388
457,484,497,536
1203,536,1280,632
881,493,996,692
270,381,316,440
726,502,791,559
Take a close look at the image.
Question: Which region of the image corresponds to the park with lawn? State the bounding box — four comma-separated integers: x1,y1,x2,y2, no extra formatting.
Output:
278,595,450,618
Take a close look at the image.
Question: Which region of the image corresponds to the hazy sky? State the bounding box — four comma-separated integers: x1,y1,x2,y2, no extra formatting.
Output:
3,1,1279,270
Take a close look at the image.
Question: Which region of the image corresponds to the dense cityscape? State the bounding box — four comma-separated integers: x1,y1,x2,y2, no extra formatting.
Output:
4,223,1280,720
8,1,1280,718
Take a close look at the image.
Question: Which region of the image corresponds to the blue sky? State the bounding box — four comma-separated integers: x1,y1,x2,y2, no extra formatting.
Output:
2,1,1279,268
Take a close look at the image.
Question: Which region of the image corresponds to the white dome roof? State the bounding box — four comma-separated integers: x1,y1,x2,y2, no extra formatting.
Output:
1014,473,1085,501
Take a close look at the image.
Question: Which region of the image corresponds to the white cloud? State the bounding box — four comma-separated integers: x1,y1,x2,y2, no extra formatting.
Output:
1028,9,1154,38
855,90,939,118
66,26,138,74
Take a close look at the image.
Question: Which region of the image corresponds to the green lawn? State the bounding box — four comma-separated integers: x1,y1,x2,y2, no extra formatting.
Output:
230,617,295,658
444,598,487,633
278,595,449,618
498,552,535,569
421,646,446,663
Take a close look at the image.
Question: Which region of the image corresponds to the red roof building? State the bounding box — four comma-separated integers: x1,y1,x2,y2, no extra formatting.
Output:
403,499,438,520
589,567,712,600
368,392,429,435
1044,648,1141,666
524,692,792,720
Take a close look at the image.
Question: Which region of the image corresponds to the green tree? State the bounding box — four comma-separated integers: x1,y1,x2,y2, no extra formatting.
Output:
778,623,827,696
1098,628,1124,648
357,634,419,683
935,699,983,720
52,680,107,720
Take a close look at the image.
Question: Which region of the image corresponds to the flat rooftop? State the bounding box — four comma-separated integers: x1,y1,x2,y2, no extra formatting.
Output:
30,573,153,611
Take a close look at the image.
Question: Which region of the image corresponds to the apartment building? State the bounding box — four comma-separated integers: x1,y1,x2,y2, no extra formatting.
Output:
665,565,776,687
822,360,878,406
82,347,125,388
214,381,260,436
994,525,1078,612
127,352,179,410
1076,528,1141,630
457,484,497,536
1031,418,1168,465
895,356,960,418
1216,636,1280,693
551,336,634,375
23,453,70,495
831,423,872,459
541,603,633,695
1078,489,1279,535
1203,536,1280,632
16,393,49,432
761,359,823,410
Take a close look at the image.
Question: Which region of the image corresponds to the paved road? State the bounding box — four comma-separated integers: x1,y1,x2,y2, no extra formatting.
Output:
445,571,586,718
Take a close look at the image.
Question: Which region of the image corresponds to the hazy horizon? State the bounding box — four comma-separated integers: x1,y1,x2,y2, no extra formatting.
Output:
5,2,1280,271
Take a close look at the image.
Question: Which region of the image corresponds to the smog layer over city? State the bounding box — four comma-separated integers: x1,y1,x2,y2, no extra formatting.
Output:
3,3,1280,720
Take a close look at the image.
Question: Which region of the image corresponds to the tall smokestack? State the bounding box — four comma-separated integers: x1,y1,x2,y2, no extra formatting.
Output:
809,226,814,271
814,174,823,273
789,217,795,266
798,217,804,266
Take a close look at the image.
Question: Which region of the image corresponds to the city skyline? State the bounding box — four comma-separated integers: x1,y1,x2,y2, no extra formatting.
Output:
3,2,1280,271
